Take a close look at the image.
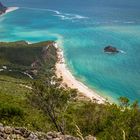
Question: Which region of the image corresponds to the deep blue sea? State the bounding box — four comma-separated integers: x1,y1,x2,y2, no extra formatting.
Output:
0,0,140,103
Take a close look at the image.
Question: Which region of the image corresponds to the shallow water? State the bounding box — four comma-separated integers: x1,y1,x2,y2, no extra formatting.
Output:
0,0,140,103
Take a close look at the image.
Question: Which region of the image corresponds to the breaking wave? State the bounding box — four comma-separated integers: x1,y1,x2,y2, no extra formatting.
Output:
53,12,89,21
21,7,88,21
119,50,126,54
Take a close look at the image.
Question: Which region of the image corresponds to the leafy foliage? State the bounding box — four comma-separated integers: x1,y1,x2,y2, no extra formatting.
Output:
0,41,140,140
29,79,77,134
0,41,58,132
0,104,24,118
29,79,140,139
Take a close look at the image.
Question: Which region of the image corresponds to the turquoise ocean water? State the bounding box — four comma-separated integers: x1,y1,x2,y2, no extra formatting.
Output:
0,0,140,103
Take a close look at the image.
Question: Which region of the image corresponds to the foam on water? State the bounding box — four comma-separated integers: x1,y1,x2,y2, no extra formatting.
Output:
20,7,88,21
52,11,89,21
119,50,126,54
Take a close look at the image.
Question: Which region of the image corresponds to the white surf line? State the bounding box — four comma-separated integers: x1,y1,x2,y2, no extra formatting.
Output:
20,7,88,20
55,42,106,104
119,50,126,54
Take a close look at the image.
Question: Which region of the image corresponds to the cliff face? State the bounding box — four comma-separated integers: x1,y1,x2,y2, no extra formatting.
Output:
0,2,7,15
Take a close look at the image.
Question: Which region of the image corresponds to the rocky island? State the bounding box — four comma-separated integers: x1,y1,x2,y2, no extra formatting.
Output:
104,45,119,53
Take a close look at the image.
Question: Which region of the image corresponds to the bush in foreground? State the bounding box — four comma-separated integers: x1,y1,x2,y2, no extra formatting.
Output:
29,81,140,140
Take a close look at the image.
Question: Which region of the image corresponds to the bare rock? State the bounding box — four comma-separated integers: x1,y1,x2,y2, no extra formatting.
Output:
13,128,22,135
46,134,53,139
4,126,13,134
27,132,38,140
104,45,119,53
0,136,5,140
19,127,30,138
85,135,96,140
53,138,61,140
0,125,4,133
0,124,80,140
0,132,7,139
64,135,79,140
47,131,57,138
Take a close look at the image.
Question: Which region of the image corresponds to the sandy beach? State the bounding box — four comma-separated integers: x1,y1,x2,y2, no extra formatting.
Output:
55,42,106,104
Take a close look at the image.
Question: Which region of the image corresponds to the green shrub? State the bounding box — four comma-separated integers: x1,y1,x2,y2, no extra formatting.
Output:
0,104,24,118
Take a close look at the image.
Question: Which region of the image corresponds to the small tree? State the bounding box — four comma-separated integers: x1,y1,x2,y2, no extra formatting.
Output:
28,80,77,134
131,100,139,110
118,97,130,108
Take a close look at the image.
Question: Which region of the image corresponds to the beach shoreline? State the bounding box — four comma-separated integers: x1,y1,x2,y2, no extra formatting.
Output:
54,42,106,104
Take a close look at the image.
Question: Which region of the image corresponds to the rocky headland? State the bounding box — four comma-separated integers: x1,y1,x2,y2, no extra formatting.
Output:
0,1,19,16
0,2,7,15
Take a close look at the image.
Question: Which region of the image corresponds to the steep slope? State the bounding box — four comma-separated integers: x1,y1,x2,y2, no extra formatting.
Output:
0,41,58,132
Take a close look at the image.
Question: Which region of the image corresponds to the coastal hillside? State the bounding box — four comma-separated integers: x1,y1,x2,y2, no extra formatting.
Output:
0,40,58,133
0,41,57,79
0,41,140,140
0,0,140,139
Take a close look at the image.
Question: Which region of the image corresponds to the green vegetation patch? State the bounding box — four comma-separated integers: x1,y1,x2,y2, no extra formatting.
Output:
0,40,140,140
0,40,57,132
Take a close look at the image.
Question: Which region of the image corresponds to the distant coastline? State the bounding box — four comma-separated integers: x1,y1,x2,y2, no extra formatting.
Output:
55,42,106,104
1,7,19,16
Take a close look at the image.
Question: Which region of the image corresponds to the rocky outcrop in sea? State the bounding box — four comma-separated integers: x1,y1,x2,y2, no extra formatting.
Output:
104,45,119,53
